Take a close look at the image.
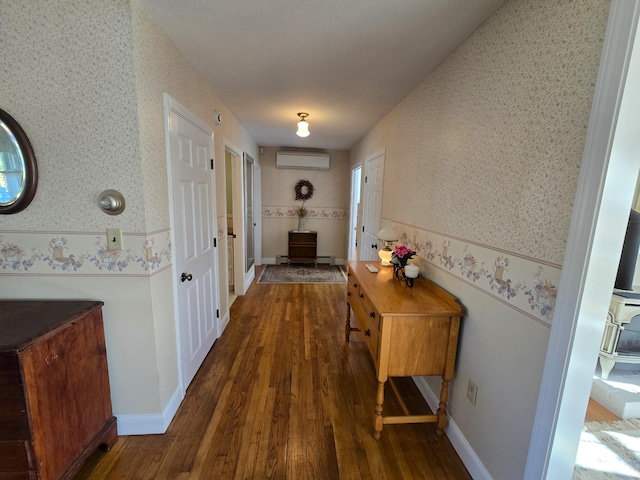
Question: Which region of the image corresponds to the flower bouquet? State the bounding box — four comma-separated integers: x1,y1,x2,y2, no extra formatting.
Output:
392,245,418,287
392,245,416,267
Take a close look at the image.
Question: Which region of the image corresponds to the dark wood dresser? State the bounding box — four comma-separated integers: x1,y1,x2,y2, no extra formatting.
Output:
288,231,318,266
0,301,117,480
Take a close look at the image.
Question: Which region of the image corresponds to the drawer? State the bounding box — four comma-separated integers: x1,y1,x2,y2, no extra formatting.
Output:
361,313,379,360
348,296,379,359
347,271,360,292
359,291,379,331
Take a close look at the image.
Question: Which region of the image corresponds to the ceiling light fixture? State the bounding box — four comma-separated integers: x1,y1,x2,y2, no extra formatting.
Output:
296,112,310,137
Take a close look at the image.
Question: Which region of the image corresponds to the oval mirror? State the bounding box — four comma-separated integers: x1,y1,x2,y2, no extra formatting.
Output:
0,109,38,214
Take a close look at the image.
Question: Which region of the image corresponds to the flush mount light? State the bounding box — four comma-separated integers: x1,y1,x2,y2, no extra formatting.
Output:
296,112,310,137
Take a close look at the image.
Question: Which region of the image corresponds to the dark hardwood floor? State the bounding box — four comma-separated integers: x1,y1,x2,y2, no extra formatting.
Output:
75,269,471,479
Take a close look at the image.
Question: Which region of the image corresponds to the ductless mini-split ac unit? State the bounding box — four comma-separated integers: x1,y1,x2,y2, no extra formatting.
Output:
276,151,330,170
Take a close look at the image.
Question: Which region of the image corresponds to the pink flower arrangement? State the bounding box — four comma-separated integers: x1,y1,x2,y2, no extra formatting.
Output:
392,245,416,266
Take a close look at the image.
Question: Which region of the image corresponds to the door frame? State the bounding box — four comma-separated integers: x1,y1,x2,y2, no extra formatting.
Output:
163,94,220,393
525,2,640,478
224,139,245,294
349,165,362,261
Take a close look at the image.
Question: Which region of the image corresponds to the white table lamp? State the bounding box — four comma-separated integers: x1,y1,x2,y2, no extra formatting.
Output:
377,226,398,266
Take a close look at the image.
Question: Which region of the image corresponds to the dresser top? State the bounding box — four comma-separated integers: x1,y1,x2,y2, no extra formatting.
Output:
0,300,104,351
347,261,462,316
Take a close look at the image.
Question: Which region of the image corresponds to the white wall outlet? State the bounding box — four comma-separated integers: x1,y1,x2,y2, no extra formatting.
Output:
107,228,123,250
467,379,478,406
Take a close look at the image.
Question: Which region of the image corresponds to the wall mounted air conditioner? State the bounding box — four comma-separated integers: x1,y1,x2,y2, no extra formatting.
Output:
276,151,330,170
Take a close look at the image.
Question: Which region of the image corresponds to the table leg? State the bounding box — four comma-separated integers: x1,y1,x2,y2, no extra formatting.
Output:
374,380,385,440
345,303,351,342
436,378,450,436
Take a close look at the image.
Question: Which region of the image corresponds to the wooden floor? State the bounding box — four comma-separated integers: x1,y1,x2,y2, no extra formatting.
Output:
75,269,471,479
585,398,620,422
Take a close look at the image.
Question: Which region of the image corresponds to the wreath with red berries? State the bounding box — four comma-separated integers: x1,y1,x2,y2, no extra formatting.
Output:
294,180,314,201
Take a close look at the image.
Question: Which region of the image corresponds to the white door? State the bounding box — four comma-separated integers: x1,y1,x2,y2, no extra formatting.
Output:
165,95,220,390
360,149,385,261
349,165,362,261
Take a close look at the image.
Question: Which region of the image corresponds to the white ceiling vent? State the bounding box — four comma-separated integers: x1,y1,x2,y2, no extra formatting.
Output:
276,151,330,170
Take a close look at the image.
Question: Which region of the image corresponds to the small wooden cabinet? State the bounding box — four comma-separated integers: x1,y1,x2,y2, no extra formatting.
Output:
345,261,463,439
0,301,117,480
288,231,318,266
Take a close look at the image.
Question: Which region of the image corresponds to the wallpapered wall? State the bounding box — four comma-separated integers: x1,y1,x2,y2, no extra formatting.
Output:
364,0,608,267
350,0,610,478
0,0,258,429
260,147,350,261
1,0,145,233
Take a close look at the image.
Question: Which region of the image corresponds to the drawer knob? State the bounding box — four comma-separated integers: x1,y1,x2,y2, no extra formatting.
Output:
370,311,375,318
354,283,358,288
359,293,364,299
347,292,351,297
365,329,371,337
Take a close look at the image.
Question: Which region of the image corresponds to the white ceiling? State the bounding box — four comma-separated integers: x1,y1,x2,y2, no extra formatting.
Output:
140,0,507,150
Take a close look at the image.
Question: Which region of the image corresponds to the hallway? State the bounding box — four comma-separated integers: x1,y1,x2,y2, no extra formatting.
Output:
76,273,470,479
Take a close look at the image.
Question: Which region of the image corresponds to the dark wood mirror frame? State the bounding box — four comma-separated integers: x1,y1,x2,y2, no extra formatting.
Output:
0,109,38,214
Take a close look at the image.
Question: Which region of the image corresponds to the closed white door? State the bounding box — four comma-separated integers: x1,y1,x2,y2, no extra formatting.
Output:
360,149,385,261
165,95,220,390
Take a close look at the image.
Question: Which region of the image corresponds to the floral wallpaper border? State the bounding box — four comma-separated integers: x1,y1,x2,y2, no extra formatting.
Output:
388,221,561,328
262,206,348,219
0,229,172,276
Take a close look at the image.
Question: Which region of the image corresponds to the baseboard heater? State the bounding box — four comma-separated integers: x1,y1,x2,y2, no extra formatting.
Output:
277,255,335,265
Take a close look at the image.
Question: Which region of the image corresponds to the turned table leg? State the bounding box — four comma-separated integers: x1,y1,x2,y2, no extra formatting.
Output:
436,377,451,436
345,302,352,342
374,380,386,440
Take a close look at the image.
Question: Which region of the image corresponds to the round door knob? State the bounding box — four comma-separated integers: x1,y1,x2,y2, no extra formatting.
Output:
181,272,193,282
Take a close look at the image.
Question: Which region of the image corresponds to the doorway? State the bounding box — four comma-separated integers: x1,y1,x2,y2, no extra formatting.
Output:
348,165,362,261
225,149,237,303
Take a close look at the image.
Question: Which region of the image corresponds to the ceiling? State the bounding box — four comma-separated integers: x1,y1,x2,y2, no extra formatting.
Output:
140,0,507,150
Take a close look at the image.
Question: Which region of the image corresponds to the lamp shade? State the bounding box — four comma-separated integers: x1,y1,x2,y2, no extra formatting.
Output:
296,120,310,137
296,113,310,137
377,225,398,242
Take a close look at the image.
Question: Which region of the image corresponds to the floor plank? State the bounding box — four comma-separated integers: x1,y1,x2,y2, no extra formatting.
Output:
75,268,471,479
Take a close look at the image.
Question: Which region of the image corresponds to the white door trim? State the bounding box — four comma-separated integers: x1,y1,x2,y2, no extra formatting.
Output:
224,139,244,294
525,2,640,478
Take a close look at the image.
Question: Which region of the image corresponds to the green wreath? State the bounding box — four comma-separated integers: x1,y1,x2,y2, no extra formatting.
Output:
294,180,314,201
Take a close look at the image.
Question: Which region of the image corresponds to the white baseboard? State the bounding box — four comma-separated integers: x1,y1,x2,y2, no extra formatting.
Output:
413,376,493,480
219,309,230,336
115,385,184,435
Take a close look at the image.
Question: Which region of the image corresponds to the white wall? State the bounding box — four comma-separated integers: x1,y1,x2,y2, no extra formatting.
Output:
350,0,610,478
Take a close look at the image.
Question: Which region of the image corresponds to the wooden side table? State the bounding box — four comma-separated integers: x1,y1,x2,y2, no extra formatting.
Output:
345,261,463,438
288,231,318,266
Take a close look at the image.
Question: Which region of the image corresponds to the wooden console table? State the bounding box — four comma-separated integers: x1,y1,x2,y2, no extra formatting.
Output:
0,301,117,480
345,261,463,439
288,231,317,266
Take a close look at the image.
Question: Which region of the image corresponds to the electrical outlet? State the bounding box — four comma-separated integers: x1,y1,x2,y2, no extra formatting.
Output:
467,379,478,406
107,228,123,250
